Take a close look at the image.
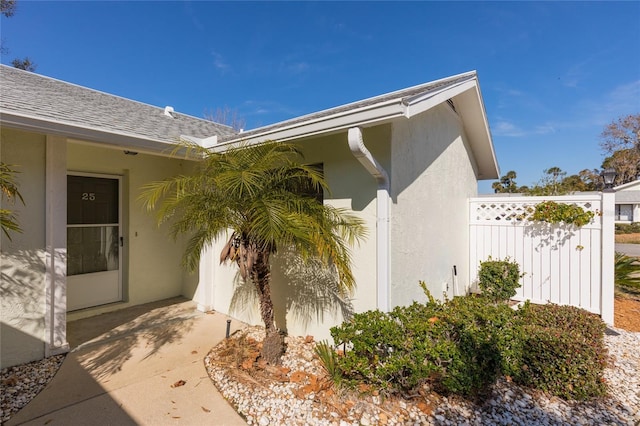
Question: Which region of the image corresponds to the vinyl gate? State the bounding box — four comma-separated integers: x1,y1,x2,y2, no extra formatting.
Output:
469,193,615,324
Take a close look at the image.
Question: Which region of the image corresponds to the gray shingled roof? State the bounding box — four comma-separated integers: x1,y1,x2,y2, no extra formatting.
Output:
218,72,475,143
0,65,236,145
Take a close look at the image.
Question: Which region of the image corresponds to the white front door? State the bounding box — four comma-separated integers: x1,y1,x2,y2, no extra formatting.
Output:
67,173,122,311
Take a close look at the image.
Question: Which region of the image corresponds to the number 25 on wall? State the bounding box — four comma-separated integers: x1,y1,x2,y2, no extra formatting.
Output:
81,192,96,201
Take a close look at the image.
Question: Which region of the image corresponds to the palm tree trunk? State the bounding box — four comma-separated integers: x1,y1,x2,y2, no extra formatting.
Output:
251,249,285,364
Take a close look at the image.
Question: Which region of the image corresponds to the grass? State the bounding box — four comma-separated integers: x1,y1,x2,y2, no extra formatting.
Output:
615,233,640,244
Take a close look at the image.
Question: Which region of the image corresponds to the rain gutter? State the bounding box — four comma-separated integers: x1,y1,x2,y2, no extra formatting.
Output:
347,127,390,312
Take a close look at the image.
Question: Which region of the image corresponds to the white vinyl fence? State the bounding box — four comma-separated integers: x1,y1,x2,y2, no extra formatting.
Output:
469,193,615,324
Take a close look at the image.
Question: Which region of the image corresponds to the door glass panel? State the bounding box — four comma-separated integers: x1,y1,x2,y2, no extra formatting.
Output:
68,176,119,224
67,226,119,276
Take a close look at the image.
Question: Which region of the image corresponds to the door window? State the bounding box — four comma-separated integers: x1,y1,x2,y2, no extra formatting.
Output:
67,176,120,276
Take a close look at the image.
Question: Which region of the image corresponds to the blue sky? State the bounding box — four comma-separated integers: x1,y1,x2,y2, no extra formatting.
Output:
2,1,639,193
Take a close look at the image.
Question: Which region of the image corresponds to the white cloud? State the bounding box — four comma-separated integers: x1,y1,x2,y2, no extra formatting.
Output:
492,120,556,138
241,100,298,117
534,124,556,135
579,80,640,127
211,51,230,72
280,61,310,75
493,120,525,137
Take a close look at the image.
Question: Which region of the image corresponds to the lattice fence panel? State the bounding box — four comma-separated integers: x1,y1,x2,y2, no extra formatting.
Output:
469,195,605,315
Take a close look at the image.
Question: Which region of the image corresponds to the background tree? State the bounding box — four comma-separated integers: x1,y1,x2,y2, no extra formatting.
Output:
601,149,639,186
1,0,37,71
141,141,366,364
577,168,601,191
0,0,16,54
1,0,16,17
204,106,246,133
600,114,640,185
525,167,567,196
0,162,24,239
11,57,36,71
492,170,518,193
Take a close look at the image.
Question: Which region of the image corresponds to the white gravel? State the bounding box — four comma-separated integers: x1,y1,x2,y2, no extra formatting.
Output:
206,326,640,426
2,326,638,426
1,354,65,424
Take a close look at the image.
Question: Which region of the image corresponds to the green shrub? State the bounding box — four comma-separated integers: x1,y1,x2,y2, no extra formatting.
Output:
329,309,408,392
477,257,523,302
434,295,524,396
514,303,607,400
330,289,522,397
330,284,607,401
615,222,640,234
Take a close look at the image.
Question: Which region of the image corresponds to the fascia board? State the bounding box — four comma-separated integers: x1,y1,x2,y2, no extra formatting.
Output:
403,79,477,118
454,84,500,180
219,75,479,148
216,101,405,147
615,179,640,191
1,110,178,156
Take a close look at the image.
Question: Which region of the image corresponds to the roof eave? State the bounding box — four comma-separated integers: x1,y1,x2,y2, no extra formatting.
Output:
217,99,407,147
615,179,640,191
451,81,500,181
217,73,480,147
217,73,500,180
0,110,181,157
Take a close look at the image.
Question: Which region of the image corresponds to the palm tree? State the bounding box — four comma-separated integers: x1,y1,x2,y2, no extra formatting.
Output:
615,252,640,291
140,141,366,364
0,162,24,240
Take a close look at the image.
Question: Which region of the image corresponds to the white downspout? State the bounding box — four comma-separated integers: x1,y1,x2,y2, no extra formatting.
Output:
347,127,390,312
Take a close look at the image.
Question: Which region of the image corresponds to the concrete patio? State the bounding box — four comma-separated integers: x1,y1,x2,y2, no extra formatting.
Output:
8,298,247,425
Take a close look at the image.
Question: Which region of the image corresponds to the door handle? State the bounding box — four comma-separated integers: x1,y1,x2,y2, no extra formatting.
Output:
120,236,124,247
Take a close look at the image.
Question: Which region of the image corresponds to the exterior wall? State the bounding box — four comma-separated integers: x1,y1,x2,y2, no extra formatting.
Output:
615,182,640,223
196,130,384,341
1,128,194,368
66,142,191,320
1,128,48,368
390,103,478,307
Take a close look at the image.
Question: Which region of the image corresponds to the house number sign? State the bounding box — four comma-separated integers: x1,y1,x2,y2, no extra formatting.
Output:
81,192,96,201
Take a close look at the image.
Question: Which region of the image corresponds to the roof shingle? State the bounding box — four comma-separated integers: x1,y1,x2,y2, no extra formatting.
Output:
0,65,236,145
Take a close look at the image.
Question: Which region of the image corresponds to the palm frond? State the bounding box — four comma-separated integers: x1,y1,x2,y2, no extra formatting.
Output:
0,209,22,240
139,139,368,294
0,162,25,239
615,252,640,290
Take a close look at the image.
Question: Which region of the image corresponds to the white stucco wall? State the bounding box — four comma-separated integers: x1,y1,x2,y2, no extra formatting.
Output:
66,142,192,320
390,103,478,307
1,128,48,368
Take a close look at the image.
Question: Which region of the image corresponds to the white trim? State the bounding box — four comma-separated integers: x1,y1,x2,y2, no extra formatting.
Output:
600,191,615,325
66,172,124,310
403,80,476,118
217,73,480,147
214,75,498,181
614,179,640,191
181,134,218,148
215,101,406,148
1,111,179,156
44,135,69,356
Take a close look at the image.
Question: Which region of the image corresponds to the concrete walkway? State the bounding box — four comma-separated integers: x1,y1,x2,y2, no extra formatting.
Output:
8,298,247,426
616,243,640,258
